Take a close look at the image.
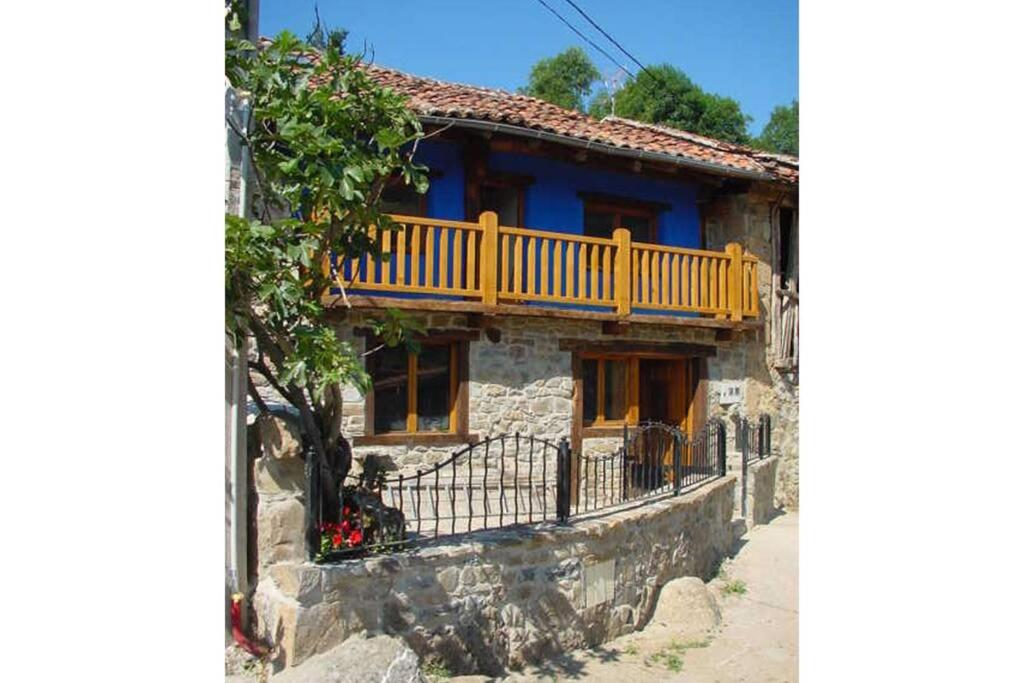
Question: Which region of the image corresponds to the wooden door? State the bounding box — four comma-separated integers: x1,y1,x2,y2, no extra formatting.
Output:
638,358,689,472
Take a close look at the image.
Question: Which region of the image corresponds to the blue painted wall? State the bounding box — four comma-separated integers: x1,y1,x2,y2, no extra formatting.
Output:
340,139,703,315
411,140,702,250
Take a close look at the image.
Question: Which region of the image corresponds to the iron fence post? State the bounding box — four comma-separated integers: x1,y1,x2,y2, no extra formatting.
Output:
621,423,629,502
555,437,571,524
716,421,727,476
739,418,748,518
673,432,683,496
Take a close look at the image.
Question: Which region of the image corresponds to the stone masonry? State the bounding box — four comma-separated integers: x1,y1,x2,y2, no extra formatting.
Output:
254,474,737,675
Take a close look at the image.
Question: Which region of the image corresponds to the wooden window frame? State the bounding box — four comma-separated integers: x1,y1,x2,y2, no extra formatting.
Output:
580,353,639,430
572,349,707,445
380,176,429,218
480,173,532,227
355,337,476,447
580,194,661,244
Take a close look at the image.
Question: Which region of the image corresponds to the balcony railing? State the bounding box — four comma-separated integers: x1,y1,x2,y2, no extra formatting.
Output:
334,212,759,320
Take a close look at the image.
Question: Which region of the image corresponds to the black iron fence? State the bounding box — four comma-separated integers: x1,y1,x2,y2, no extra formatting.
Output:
351,434,563,540
307,416,771,561
739,414,772,463
572,419,727,515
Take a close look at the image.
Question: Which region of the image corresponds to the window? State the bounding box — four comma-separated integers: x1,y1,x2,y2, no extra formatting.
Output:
581,356,632,426
380,181,426,217
481,183,522,227
369,342,457,435
582,198,659,243
577,353,692,431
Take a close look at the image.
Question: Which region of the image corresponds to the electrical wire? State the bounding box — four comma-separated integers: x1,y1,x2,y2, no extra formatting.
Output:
531,0,635,79
559,0,657,81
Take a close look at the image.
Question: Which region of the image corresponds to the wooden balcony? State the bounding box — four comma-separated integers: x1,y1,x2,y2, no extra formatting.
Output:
330,212,760,328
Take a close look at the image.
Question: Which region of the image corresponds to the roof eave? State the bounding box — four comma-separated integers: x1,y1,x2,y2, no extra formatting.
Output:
418,115,778,183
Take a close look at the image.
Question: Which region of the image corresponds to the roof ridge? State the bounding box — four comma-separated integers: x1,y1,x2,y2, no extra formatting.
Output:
364,63,595,120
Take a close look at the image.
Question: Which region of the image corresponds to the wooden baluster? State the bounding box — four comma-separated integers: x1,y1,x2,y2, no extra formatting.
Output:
680,255,689,309
661,252,671,307
719,259,729,312
700,257,709,309
691,256,699,309
526,236,535,296
366,225,377,284
668,254,677,306
578,244,588,300
396,224,406,286
513,235,523,295
590,244,599,301
540,238,550,298
651,249,660,305
410,223,421,286
453,228,463,290
749,259,759,316
566,241,576,298
424,226,435,288
632,247,639,306
709,255,717,309
466,229,477,291
640,249,650,305
726,244,743,321
380,228,392,286
602,244,612,301
499,233,510,294
553,239,562,298
439,227,449,289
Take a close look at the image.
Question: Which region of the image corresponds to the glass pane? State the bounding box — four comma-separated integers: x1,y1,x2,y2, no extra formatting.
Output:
416,344,452,432
481,185,520,227
380,183,423,216
372,346,409,433
583,209,615,239
582,359,598,425
603,359,627,421
620,214,654,242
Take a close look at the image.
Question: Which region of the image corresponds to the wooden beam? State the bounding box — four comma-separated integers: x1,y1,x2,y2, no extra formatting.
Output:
334,295,762,331
352,327,481,342
558,338,718,357
601,320,629,336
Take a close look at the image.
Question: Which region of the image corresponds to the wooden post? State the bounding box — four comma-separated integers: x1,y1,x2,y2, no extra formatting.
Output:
726,242,744,321
480,211,499,306
613,227,632,316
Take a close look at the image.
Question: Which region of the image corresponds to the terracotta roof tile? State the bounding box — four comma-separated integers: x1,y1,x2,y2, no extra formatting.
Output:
364,64,798,185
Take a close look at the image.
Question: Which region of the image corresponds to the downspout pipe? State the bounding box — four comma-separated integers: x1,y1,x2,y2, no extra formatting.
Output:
417,115,774,183
226,84,251,630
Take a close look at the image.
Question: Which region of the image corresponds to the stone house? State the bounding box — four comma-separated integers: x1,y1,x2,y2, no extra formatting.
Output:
324,66,799,507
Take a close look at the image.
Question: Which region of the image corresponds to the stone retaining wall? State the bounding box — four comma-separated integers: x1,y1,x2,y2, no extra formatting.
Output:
743,456,779,527
253,475,736,676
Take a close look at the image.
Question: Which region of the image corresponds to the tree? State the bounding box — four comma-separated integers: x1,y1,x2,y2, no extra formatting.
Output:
519,47,601,112
224,29,428,534
306,3,348,54
589,64,752,145
755,100,798,156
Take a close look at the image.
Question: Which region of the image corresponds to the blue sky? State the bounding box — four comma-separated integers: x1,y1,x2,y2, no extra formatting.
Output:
258,0,797,135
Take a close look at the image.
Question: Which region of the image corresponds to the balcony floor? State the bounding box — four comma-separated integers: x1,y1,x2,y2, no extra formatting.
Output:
328,293,762,332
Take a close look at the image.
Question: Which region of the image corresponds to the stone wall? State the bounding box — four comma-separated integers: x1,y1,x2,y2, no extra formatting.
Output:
253,475,737,675
335,312,743,477
704,190,799,509
744,456,779,526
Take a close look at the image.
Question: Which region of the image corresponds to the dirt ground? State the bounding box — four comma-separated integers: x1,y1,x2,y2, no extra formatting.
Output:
498,511,799,683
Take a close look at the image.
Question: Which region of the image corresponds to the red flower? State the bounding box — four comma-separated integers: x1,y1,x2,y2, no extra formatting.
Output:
343,506,351,517
348,529,363,546
332,533,343,548
341,520,351,534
